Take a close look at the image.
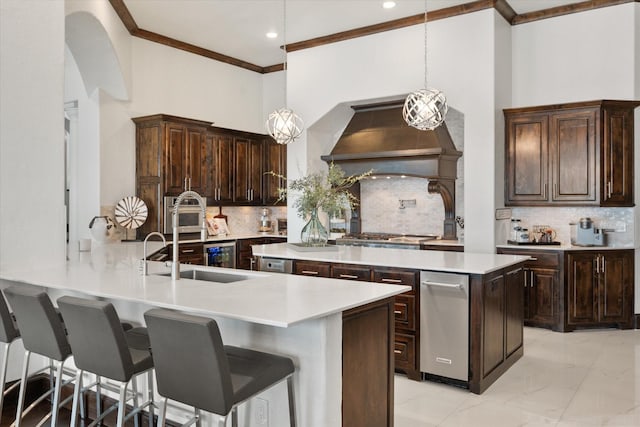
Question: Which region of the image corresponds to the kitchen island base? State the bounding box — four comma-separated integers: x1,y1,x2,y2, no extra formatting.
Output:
253,243,529,395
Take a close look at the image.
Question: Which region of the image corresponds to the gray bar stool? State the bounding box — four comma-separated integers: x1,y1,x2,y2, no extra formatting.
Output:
57,295,155,427
0,291,20,422
144,308,296,427
3,286,79,427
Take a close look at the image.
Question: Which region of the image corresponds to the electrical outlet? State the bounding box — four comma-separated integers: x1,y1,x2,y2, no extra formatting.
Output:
600,221,627,232
615,221,627,232
254,397,269,426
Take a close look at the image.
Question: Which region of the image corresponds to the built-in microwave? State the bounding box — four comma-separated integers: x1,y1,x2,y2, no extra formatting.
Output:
163,196,206,234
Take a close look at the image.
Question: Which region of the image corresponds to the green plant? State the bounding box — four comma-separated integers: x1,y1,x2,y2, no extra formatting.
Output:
267,163,372,219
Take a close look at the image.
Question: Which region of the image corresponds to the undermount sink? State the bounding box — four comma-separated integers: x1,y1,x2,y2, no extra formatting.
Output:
157,270,249,283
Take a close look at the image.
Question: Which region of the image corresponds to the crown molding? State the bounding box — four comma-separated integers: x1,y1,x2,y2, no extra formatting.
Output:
108,0,634,74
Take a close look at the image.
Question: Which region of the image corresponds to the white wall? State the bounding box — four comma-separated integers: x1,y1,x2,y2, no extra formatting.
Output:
130,38,265,133
512,3,636,105
286,10,500,252
0,0,66,270
65,48,101,243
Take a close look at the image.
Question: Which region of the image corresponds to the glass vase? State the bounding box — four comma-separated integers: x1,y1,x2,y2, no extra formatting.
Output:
300,208,329,247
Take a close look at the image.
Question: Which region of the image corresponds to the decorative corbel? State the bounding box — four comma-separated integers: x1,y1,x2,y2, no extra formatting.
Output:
428,179,457,240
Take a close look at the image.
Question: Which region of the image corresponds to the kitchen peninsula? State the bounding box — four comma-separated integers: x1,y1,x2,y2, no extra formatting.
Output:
0,242,408,427
253,243,530,394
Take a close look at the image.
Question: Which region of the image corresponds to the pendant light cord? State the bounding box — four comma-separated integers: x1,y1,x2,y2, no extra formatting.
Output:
423,0,428,90
283,0,288,107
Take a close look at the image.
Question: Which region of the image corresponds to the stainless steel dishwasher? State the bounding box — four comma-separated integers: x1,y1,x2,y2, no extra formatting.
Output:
420,271,469,382
258,257,293,273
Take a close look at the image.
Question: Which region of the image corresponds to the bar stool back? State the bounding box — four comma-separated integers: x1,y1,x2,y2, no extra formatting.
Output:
3,286,74,427
57,296,155,427
144,308,296,427
0,291,20,422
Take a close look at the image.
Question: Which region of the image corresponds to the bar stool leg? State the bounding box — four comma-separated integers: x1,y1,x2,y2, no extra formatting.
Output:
287,375,297,427
231,407,238,427
47,359,66,427
157,397,168,427
70,369,83,427
116,381,128,427
0,342,10,420
147,370,155,426
13,350,31,427
132,375,140,427
96,375,102,425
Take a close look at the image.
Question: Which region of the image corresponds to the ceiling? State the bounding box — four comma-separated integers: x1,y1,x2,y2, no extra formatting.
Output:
120,0,590,69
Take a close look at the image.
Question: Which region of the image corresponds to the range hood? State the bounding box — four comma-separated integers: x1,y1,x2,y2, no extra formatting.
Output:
321,101,462,240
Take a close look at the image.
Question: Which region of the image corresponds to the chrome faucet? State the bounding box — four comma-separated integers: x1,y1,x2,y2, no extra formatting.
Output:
172,190,207,280
142,232,167,276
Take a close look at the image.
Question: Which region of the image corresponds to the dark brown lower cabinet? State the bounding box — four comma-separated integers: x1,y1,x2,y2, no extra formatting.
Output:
469,265,524,394
236,237,286,270
566,250,634,330
343,298,394,427
498,247,634,332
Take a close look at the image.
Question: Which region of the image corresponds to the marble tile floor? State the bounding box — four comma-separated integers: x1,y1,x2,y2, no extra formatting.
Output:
395,326,640,427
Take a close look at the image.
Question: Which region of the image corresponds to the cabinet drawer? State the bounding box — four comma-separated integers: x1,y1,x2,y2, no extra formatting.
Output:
373,268,418,293
331,265,371,282
394,333,416,371
525,252,560,268
180,254,205,265
294,261,331,278
177,242,203,256
394,295,415,331
498,249,560,268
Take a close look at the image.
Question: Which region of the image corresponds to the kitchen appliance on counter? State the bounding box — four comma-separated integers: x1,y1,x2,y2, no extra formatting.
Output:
258,208,273,233
571,217,606,246
164,196,206,234
335,232,438,249
420,271,469,382
276,218,287,236
203,241,236,268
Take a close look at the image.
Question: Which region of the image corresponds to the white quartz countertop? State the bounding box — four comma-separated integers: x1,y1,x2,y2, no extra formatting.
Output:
253,243,529,275
0,242,408,328
496,243,636,251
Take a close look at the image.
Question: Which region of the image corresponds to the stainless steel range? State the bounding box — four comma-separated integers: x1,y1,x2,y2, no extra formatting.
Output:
335,233,439,249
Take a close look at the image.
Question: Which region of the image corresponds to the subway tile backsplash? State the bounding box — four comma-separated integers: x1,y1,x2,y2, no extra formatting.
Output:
205,206,287,235
508,207,635,247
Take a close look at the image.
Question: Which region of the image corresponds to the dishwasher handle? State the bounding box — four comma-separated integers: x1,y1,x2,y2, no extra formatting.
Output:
420,280,463,290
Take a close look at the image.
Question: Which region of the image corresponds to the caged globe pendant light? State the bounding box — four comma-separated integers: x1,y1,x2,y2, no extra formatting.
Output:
266,0,304,145
403,0,448,130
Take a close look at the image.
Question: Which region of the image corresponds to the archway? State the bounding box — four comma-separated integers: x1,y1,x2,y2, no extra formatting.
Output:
64,11,129,249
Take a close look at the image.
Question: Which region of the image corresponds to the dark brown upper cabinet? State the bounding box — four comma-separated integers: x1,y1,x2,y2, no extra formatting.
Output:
505,100,639,207
264,139,287,206
134,114,287,236
233,136,264,204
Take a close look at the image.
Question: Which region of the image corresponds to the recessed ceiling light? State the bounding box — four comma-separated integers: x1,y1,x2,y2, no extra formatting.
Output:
382,1,396,9
266,31,278,39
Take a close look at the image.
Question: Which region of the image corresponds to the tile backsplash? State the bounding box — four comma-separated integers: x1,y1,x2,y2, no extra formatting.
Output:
206,206,287,235
359,108,465,237
507,207,635,247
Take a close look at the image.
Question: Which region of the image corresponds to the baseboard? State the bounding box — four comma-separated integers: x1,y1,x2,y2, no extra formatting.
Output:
634,314,640,329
